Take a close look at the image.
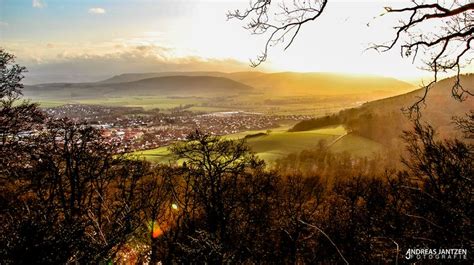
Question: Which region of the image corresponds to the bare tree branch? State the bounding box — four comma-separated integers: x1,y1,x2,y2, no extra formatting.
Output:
230,1,474,117
371,2,473,117
227,0,328,67
299,219,349,265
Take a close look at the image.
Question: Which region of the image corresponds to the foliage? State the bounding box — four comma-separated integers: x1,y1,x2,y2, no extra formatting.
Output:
289,114,341,132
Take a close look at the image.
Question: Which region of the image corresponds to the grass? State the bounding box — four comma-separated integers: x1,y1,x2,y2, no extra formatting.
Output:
328,134,383,157
30,94,354,115
133,146,174,164
79,97,203,110
224,123,297,140
32,96,207,110
134,125,362,164
33,100,69,108
244,129,341,163
303,126,347,135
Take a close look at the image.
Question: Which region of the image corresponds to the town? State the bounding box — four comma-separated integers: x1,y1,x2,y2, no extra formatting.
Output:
46,104,312,152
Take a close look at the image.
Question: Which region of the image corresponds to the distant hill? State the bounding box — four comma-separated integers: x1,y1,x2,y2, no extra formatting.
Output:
98,71,414,99
25,71,416,105
358,74,473,127
290,74,473,142
229,72,415,97
24,76,254,99
99,71,231,84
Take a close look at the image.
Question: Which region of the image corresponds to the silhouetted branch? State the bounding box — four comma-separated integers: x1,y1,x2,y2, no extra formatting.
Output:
299,219,349,265
453,111,474,138
230,1,473,117
227,0,328,67
372,1,474,117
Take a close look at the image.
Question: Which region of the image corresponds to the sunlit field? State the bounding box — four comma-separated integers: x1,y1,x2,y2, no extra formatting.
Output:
132,125,381,164
31,95,363,115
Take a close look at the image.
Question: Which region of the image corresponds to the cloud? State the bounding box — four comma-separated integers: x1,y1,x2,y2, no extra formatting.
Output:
23,44,251,83
88,7,106,14
32,0,46,8
0,21,8,28
3,39,260,84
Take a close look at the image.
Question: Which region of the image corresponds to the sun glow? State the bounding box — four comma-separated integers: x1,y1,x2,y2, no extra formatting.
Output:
1,0,461,81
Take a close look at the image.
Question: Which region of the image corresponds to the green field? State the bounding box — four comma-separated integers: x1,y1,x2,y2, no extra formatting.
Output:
32,96,206,111
30,94,356,115
328,134,383,157
133,125,382,164
25,100,66,108
132,147,175,164
224,120,299,140
244,128,343,162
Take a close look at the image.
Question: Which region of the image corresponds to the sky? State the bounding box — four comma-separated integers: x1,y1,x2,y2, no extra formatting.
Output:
0,0,472,83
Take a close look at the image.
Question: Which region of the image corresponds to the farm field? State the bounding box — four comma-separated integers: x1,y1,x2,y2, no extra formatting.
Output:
31,96,205,111
244,127,344,162
225,120,299,139
133,125,381,164
132,123,299,164
29,94,361,115
328,134,383,157
130,146,174,164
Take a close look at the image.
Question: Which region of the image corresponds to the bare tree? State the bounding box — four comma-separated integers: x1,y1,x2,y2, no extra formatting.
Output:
0,49,45,176
401,120,473,246
228,1,473,114
1,118,151,264
163,130,279,263
454,110,474,139
169,130,264,241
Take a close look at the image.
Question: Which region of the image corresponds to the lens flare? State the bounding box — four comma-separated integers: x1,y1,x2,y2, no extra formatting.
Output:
171,203,179,210
148,221,163,238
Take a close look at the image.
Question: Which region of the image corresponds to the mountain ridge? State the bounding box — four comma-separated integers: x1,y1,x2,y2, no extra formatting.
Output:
24,75,255,99
97,71,415,97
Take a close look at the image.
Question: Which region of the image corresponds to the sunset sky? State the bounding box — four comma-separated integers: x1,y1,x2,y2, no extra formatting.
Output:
1,0,472,83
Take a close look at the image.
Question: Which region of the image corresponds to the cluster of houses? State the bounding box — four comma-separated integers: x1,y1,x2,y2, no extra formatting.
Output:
45,104,313,152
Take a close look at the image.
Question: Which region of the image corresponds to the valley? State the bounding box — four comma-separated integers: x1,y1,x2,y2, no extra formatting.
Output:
24,71,414,115
27,71,473,165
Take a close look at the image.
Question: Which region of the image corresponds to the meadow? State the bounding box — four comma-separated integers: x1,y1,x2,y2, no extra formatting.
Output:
30,94,362,115
30,96,358,116
32,96,204,110
133,125,382,164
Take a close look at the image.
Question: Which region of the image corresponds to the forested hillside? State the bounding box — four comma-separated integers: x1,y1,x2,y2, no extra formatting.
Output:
291,74,474,146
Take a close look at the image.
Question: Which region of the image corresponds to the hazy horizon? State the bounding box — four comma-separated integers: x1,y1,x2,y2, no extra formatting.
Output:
23,68,430,86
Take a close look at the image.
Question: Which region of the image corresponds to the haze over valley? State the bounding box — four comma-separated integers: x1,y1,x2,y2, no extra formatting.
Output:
25,71,415,116
25,70,472,164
